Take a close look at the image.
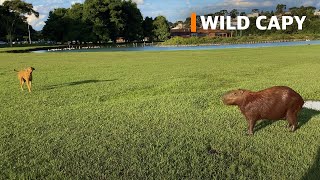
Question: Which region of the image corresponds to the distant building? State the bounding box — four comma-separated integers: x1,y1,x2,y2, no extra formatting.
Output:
247,13,259,18
196,29,233,37
172,23,186,30
170,28,191,38
284,11,292,15
170,28,233,38
314,10,320,16
116,37,125,43
143,37,150,42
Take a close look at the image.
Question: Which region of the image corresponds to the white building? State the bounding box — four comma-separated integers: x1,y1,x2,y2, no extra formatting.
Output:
172,23,185,30
247,13,259,18
314,10,320,16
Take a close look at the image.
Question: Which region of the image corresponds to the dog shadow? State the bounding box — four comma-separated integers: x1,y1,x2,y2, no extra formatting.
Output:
44,79,117,90
254,108,320,133
302,146,320,180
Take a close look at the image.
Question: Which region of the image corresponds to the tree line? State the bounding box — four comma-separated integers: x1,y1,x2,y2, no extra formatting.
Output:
42,0,171,43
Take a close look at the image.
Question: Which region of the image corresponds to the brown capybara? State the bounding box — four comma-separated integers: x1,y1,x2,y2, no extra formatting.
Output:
223,86,304,135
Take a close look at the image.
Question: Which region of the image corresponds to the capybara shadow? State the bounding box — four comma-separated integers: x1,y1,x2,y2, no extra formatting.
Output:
45,79,117,90
254,108,319,133
298,108,320,128
302,146,320,180
223,86,304,135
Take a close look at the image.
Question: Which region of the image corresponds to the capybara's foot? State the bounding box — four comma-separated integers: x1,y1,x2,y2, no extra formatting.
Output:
290,125,297,132
247,130,254,135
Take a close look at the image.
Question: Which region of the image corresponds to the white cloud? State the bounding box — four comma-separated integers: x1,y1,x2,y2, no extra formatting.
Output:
25,5,52,31
132,0,144,5
26,14,47,30
0,0,6,5
219,0,274,9
186,0,191,8
71,0,82,5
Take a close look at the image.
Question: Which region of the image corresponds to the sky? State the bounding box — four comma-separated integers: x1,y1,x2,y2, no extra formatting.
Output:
1,0,320,31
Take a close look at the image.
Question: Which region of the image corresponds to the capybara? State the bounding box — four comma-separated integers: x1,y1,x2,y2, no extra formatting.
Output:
223,86,304,135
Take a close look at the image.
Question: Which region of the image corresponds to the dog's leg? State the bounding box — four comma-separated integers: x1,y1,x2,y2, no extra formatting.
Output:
26,80,31,92
29,81,32,89
20,79,24,91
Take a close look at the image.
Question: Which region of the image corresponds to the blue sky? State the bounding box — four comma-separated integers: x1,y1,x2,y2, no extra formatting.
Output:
1,0,319,30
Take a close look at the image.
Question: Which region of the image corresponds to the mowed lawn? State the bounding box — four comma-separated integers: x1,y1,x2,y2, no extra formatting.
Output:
0,46,320,179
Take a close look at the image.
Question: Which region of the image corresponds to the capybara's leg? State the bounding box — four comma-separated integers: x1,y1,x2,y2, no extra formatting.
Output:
247,119,257,135
287,110,298,132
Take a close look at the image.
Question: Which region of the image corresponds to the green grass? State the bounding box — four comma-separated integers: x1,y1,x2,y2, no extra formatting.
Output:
0,45,320,179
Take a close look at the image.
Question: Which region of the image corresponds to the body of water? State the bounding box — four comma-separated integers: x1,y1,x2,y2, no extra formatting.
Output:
32,40,320,53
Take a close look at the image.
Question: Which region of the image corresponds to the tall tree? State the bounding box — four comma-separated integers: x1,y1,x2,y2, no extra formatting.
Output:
42,8,69,42
3,0,39,46
121,0,143,42
142,16,154,41
152,15,170,41
252,9,259,13
220,9,228,16
83,0,124,43
66,3,96,43
276,4,286,15
240,12,246,16
230,9,239,18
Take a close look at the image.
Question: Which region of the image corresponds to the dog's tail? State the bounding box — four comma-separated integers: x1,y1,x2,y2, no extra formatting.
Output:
14,69,19,72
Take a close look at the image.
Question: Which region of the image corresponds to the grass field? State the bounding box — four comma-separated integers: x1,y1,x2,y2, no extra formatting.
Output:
0,45,320,179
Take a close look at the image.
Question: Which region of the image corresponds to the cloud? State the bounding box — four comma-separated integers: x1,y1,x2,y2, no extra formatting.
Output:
27,14,47,30
186,0,191,8
26,5,52,31
71,0,84,5
0,0,6,5
132,0,144,5
215,0,274,10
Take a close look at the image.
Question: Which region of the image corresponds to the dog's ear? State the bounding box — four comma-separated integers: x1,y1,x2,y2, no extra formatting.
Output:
31,67,35,70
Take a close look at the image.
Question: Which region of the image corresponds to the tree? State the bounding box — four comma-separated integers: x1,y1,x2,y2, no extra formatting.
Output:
42,8,69,42
142,16,154,41
66,3,96,43
153,16,170,41
276,4,286,15
252,9,259,13
120,0,143,42
240,12,246,16
66,3,84,42
3,0,39,46
230,9,239,18
83,0,124,43
220,9,228,16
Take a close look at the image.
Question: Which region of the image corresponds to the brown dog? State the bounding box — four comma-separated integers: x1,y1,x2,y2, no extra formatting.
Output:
223,86,304,135
14,67,35,92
